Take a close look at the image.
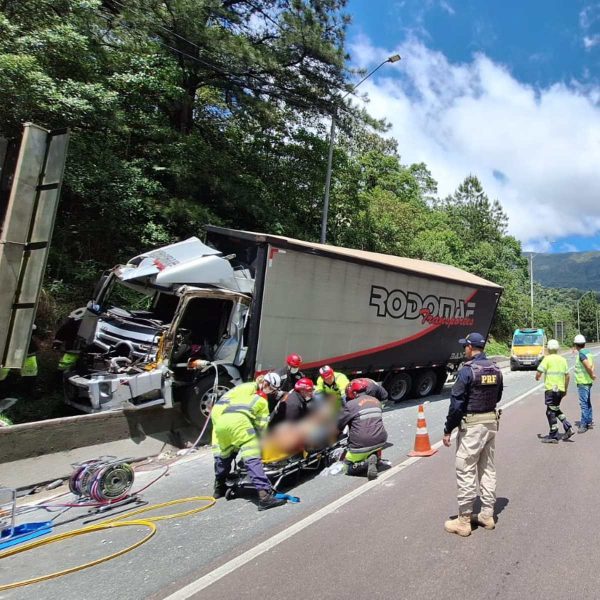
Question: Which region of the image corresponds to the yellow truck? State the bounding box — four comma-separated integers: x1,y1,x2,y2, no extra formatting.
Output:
510,328,547,371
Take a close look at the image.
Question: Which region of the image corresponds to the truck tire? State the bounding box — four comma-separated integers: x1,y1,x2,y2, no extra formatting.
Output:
384,372,412,403
181,375,234,438
414,369,437,398
433,368,447,394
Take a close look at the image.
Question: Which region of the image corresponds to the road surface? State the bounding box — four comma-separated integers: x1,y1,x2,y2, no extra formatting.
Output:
1,351,597,600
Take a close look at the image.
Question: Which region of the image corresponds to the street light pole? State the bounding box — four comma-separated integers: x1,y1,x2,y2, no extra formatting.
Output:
320,54,401,245
529,253,534,328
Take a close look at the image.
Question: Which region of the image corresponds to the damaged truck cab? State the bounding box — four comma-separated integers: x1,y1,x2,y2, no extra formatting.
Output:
65,237,253,425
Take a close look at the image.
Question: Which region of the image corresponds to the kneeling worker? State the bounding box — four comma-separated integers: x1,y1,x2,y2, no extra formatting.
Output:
338,379,388,480
211,372,286,511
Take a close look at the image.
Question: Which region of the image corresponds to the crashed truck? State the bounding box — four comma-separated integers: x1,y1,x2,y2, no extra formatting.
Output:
62,226,502,431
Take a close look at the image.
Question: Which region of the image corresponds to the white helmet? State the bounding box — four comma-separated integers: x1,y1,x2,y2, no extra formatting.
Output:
547,339,560,351
262,372,282,390
574,334,586,345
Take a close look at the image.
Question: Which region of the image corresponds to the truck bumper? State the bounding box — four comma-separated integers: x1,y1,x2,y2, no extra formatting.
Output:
65,369,173,413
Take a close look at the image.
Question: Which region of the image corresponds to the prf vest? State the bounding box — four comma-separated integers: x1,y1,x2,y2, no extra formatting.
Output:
465,359,502,413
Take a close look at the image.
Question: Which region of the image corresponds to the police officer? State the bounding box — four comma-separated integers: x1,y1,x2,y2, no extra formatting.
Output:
535,339,574,443
442,333,503,537
211,372,286,511
573,334,595,433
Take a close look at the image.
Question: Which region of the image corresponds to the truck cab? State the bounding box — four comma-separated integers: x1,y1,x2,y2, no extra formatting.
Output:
510,328,546,371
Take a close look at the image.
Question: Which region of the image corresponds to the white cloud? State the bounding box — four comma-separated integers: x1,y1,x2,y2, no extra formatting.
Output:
580,4,600,50
348,36,600,247
583,34,600,49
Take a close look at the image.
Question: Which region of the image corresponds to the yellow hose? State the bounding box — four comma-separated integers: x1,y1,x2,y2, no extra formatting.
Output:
105,495,216,523
0,496,216,591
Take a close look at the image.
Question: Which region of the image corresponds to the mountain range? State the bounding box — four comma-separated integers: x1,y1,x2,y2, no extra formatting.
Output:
533,252,600,291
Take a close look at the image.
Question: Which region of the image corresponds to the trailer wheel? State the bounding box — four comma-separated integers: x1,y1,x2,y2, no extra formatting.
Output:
385,373,412,403
181,375,234,439
414,370,437,398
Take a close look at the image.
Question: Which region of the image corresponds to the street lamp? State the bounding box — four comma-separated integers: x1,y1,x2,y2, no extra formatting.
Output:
320,54,402,244
576,290,595,334
528,253,534,328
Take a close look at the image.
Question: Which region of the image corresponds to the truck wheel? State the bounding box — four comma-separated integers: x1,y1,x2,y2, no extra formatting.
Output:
433,368,447,394
181,375,234,437
385,373,412,403
414,370,437,398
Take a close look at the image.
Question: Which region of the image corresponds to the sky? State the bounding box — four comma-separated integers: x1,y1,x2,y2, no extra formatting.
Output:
345,0,600,253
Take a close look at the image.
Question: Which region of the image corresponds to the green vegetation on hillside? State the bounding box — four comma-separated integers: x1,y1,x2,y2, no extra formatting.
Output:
534,252,600,291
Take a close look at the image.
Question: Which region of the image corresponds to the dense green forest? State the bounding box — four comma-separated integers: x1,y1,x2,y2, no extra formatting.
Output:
2,0,597,378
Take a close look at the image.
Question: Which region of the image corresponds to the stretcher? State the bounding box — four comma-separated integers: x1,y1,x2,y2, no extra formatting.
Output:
224,437,348,500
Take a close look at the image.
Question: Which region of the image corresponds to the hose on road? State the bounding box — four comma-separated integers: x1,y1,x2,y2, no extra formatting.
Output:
0,496,216,592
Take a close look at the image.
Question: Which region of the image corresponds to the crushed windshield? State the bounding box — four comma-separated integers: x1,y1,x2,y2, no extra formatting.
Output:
513,334,543,346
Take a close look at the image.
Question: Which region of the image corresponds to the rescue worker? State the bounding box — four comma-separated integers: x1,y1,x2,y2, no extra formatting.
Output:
573,334,595,433
315,365,349,411
535,339,574,443
352,377,388,404
276,354,305,394
442,333,503,537
0,326,39,382
269,377,314,428
338,379,388,480
211,372,286,511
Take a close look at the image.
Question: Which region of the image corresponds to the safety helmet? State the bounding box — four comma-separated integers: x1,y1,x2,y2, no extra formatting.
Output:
345,379,368,400
574,334,586,345
547,339,560,351
294,377,314,394
319,365,334,380
286,353,303,368
262,372,282,390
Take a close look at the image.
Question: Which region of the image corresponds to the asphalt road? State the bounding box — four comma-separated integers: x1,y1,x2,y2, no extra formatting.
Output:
1,350,597,600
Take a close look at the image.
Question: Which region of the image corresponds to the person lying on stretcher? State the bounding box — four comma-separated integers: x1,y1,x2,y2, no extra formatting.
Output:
263,394,340,463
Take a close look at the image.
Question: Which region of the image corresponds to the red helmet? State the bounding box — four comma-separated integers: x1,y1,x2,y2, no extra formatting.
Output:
319,365,334,380
286,353,303,368
346,379,368,400
294,377,314,393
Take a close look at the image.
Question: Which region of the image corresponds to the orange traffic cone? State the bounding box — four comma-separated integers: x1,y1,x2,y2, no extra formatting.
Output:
408,404,438,457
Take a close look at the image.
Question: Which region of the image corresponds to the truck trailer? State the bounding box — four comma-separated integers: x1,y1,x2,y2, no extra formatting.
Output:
62,226,502,431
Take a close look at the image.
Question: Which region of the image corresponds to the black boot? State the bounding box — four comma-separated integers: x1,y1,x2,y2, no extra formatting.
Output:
258,490,286,511
538,433,559,444
213,479,227,499
367,454,379,480
346,460,367,476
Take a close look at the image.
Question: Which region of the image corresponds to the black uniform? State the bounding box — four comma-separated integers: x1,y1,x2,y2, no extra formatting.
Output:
338,393,388,452
363,378,388,403
444,353,503,434
269,390,310,428
275,367,305,393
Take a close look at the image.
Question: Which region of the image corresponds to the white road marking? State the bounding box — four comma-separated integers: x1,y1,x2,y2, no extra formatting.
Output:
164,360,590,600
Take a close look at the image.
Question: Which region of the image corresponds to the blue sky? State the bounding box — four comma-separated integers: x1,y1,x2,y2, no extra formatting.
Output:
345,0,600,253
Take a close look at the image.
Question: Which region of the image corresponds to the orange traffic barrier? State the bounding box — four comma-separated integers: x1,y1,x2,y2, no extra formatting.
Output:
408,404,438,457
